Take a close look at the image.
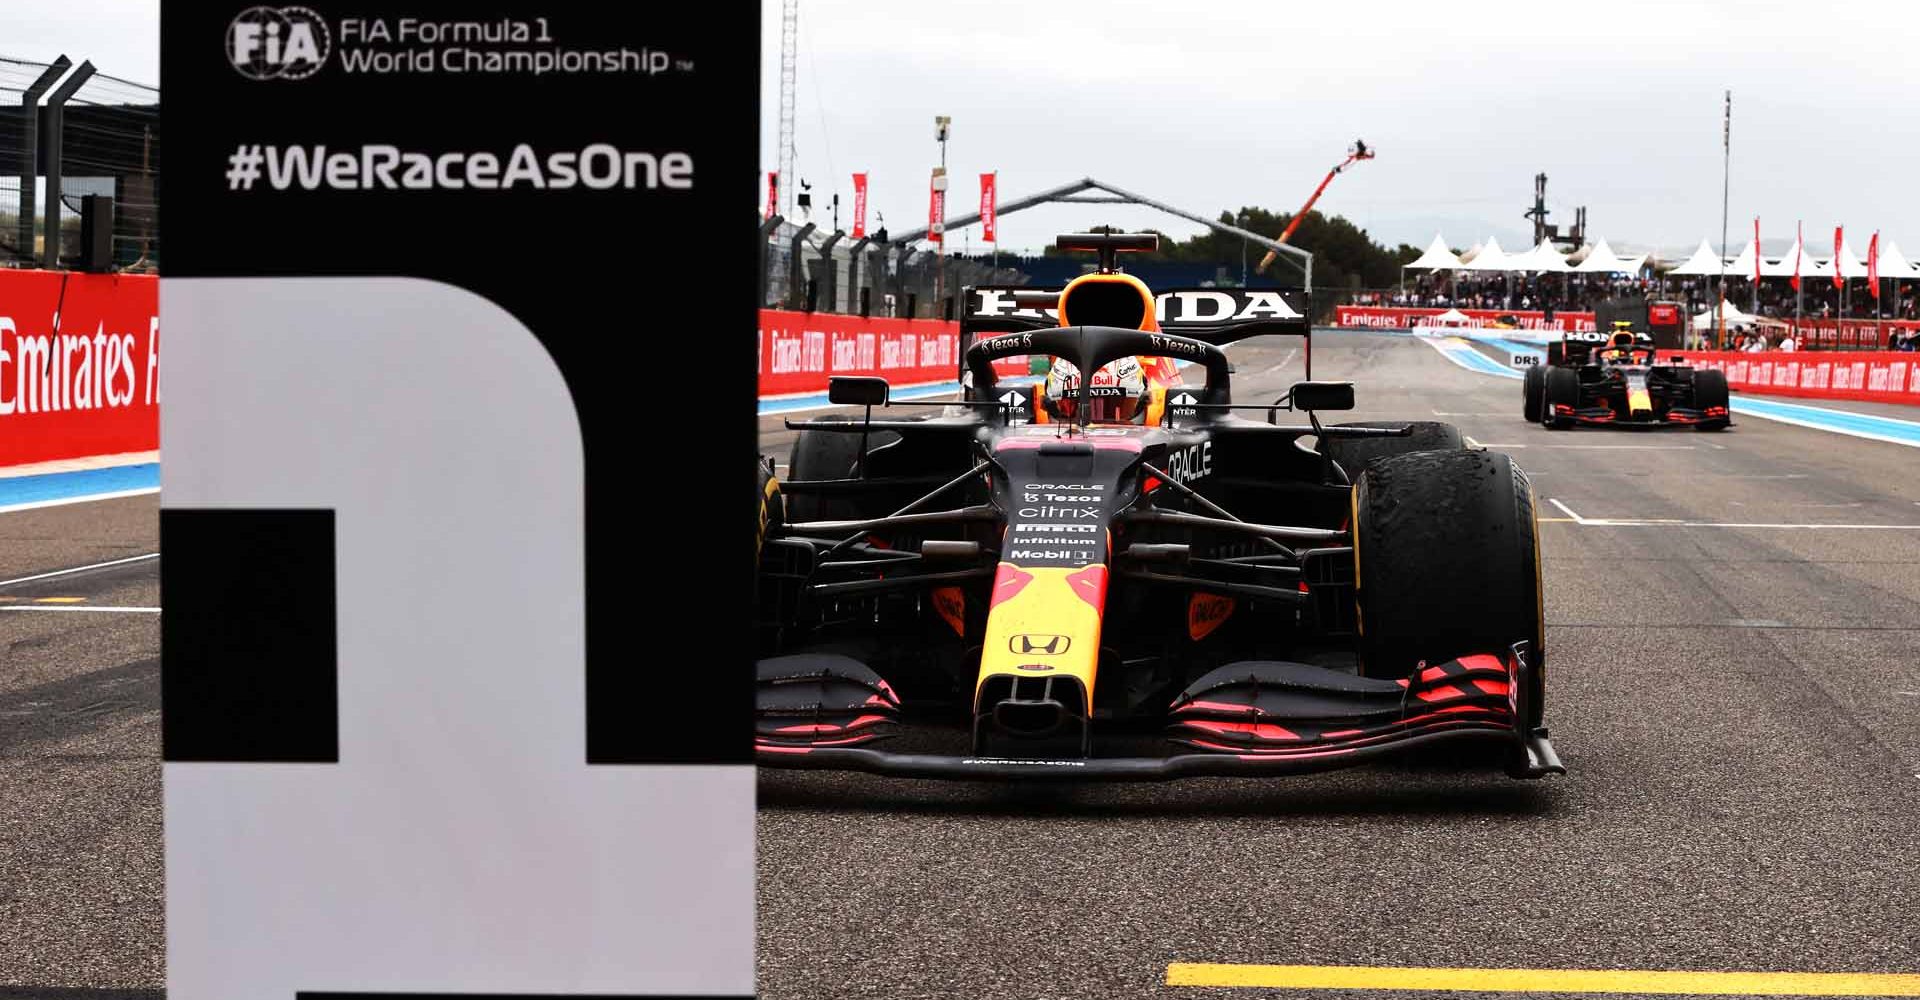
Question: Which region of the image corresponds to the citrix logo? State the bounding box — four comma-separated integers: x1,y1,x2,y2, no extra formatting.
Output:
227,6,331,80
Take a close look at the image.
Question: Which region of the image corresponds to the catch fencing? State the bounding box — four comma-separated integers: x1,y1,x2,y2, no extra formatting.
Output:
2,55,160,272
761,218,1025,320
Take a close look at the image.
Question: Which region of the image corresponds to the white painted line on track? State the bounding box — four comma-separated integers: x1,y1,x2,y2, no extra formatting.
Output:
1259,348,1299,375
0,553,159,589
1547,498,1588,524
0,486,161,515
1547,498,1920,529
0,605,159,613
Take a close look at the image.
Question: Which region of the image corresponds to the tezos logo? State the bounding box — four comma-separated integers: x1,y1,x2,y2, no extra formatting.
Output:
227,6,331,80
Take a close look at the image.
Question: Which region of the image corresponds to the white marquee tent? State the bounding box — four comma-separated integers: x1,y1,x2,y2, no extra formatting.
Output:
1511,238,1571,272
1458,237,1514,271
1665,240,1726,276
1572,238,1639,274
1404,234,1462,270
1878,241,1920,278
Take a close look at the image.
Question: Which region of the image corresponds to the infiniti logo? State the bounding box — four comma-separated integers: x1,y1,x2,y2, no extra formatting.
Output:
227,6,331,80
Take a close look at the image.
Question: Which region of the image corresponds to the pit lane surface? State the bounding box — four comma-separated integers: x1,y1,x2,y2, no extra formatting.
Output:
0,495,161,998
757,331,1920,999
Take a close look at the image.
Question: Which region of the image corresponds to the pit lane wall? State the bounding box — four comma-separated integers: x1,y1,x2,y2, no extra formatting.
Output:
1334,305,1598,332
759,309,1022,398
0,270,160,465
1682,351,1920,406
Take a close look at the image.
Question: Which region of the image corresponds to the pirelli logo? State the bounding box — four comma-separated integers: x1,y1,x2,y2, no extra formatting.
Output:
1010,633,1070,656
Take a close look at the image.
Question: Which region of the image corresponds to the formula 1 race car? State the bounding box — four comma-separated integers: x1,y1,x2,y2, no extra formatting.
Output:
1523,325,1730,430
753,233,1560,782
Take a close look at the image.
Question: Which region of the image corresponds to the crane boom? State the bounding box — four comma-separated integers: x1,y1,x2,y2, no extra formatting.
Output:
1255,140,1374,275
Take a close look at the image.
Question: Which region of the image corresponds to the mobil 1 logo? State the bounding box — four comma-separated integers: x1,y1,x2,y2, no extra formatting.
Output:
1007,482,1108,565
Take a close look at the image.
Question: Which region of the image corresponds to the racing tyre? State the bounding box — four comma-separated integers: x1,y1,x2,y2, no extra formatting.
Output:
1522,363,1545,421
1320,420,1465,478
1353,449,1544,725
1542,367,1579,429
1693,369,1731,431
784,424,866,522
757,455,783,564
1546,341,1565,366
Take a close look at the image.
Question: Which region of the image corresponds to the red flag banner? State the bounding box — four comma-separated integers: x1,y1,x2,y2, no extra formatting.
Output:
765,171,779,221
1791,221,1802,292
1753,218,1761,282
851,173,868,238
928,167,948,246
1833,226,1844,290
980,173,998,243
1869,232,1881,297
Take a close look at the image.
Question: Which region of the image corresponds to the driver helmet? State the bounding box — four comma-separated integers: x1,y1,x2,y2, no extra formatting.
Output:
1043,355,1147,424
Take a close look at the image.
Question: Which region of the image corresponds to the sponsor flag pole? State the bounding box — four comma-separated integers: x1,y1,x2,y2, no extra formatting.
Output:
1717,90,1730,350
1869,230,1881,330
1792,220,1802,341
851,172,867,239
1752,217,1761,318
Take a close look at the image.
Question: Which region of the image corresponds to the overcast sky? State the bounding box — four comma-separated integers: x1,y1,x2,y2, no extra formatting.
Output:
762,0,1920,259
6,0,157,87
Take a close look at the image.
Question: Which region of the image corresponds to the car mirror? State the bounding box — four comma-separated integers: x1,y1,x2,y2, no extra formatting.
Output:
829,376,890,407
1289,381,1355,411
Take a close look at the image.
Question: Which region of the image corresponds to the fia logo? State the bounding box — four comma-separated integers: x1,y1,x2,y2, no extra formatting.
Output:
227,6,332,80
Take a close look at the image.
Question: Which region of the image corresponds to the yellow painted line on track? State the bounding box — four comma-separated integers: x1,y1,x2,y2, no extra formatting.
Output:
1538,517,1577,523
33,596,85,604
1165,964,1920,995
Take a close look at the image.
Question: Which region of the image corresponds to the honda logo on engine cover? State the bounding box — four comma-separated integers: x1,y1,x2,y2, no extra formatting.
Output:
1010,633,1069,655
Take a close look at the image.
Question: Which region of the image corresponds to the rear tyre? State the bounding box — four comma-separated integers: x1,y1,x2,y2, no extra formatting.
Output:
1320,420,1465,478
1542,367,1579,429
1522,363,1545,421
784,425,865,522
1546,341,1565,366
1353,449,1544,726
1693,369,1731,431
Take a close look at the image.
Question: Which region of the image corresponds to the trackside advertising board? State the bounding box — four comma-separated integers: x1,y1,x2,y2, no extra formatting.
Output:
0,270,158,465
1683,351,1920,405
161,4,753,998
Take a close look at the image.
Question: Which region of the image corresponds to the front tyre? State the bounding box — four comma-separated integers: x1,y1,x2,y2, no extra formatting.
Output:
1353,449,1544,727
1693,369,1731,431
1542,367,1579,429
756,455,784,564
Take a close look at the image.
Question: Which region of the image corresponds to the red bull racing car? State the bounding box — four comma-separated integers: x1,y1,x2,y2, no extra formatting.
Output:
1525,325,1730,430
754,233,1560,781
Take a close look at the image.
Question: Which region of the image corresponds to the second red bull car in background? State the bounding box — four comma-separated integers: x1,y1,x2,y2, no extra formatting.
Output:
754,233,1560,783
1524,324,1731,430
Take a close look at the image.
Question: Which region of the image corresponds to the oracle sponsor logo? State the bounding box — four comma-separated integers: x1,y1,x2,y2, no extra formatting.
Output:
0,317,157,416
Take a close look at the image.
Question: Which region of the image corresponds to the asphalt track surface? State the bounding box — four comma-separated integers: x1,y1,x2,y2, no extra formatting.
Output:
4,332,1918,997
756,331,1920,999
0,495,161,998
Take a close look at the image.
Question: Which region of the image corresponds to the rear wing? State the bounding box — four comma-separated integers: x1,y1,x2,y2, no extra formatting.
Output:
960,285,1314,377
1561,328,1653,363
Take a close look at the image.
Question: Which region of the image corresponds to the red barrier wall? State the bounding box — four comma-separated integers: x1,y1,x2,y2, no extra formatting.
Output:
1682,351,1920,405
1334,305,1597,332
0,270,160,465
758,310,1024,397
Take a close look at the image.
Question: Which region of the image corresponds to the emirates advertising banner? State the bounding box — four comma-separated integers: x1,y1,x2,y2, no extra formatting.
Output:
0,271,159,465
161,4,753,998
